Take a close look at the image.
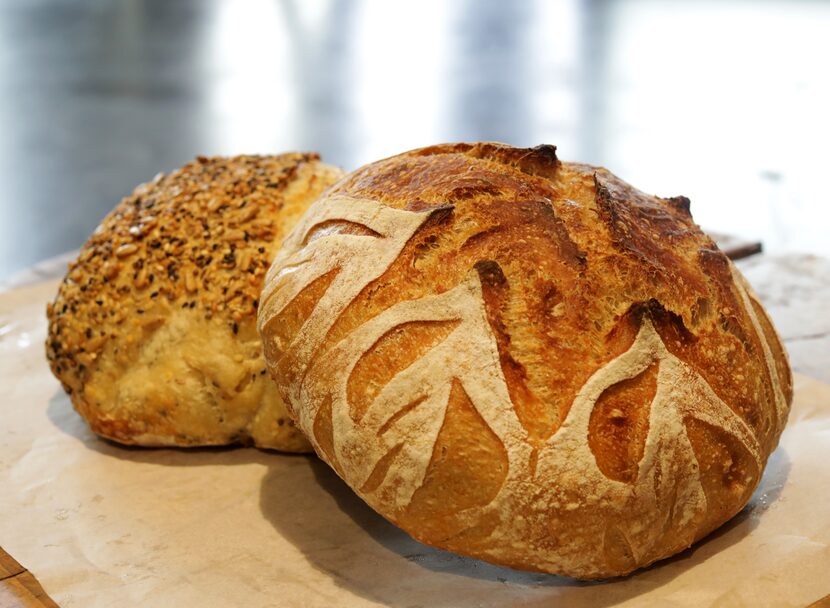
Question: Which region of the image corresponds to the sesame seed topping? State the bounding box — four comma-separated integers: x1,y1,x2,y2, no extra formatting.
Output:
45,153,335,395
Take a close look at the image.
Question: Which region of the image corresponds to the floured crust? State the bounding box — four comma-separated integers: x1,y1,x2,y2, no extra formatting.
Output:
46,154,344,450
258,143,793,577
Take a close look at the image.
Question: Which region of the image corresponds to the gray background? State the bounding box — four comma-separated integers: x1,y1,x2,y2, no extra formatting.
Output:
1,0,828,281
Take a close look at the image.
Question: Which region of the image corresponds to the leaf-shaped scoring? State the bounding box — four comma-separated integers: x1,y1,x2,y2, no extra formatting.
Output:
730,264,791,434
534,318,763,564
301,271,532,510
261,195,768,571
258,195,430,407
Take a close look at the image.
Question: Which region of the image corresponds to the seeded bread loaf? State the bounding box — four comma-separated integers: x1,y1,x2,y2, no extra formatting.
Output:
47,153,343,450
257,143,792,577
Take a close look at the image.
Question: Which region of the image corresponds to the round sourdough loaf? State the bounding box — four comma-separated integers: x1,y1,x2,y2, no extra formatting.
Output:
257,143,792,578
47,153,343,450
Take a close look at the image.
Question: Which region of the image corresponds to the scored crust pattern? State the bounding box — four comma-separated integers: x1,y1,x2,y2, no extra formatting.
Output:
259,187,788,576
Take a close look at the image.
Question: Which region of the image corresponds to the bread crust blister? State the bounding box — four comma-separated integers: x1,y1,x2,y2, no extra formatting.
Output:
258,143,792,577
47,154,343,450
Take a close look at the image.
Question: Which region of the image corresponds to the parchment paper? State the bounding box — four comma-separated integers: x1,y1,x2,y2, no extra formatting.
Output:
1,280,829,607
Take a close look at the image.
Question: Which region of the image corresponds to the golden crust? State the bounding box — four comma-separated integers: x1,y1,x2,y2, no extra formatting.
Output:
46,153,343,450
258,143,792,577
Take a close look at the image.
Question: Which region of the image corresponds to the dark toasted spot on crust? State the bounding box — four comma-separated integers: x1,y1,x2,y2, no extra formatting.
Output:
513,144,560,179
665,195,692,215
539,282,563,318
412,142,560,180
420,203,455,226
474,259,508,289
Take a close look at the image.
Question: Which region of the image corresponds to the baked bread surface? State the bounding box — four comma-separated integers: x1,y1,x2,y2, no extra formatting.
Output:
258,143,792,578
47,153,343,450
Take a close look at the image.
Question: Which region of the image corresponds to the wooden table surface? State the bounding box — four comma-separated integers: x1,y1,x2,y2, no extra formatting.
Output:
2,246,829,607
0,550,58,608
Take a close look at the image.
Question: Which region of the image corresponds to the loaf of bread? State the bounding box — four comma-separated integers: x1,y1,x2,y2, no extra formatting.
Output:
47,154,343,450
257,143,792,577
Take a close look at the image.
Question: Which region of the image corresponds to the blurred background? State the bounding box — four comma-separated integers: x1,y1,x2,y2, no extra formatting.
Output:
1,0,829,281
